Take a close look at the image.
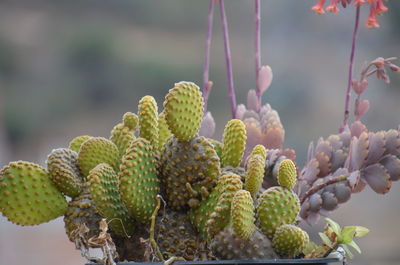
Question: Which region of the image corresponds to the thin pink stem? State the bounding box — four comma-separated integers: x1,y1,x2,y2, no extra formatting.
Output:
255,0,261,111
340,5,361,132
203,0,215,114
219,0,237,118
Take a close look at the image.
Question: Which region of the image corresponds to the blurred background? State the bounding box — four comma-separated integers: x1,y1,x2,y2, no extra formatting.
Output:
0,1,399,264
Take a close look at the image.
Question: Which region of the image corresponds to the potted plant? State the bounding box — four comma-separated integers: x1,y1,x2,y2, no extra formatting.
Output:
0,1,398,265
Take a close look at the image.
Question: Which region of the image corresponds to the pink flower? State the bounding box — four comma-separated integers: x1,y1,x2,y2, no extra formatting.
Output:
326,0,340,13
312,0,326,14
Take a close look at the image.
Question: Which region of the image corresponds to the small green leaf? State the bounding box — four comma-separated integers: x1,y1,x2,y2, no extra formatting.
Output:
354,226,370,237
325,218,341,235
339,226,357,244
319,232,333,248
347,240,361,254
341,244,354,259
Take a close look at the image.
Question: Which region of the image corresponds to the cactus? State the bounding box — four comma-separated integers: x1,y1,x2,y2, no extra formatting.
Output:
87,163,135,236
69,135,92,153
231,190,256,239
210,228,278,260
272,224,309,258
138,96,159,149
110,113,136,157
256,186,300,238
277,159,297,190
47,148,84,198
0,161,68,225
158,136,220,211
163,81,204,141
157,111,172,151
119,138,159,223
221,119,247,168
244,150,265,197
78,137,120,177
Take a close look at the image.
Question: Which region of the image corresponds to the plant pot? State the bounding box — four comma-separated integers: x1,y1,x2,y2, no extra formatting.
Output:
86,258,340,265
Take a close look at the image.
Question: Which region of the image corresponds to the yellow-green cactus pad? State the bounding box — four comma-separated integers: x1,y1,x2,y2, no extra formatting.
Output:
123,112,138,130
210,227,278,260
163,81,204,141
208,138,223,159
138,96,159,149
256,186,300,238
158,136,220,211
188,173,237,237
221,119,247,167
206,173,243,238
110,114,136,158
231,190,256,239
64,191,102,243
0,161,67,226
158,111,172,151
244,154,265,197
250,144,267,160
78,137,120,177
272,224,309,258
277,159,297,190
119,138,159,223
69,135,92,153
87,163,135,236
47,148,84,198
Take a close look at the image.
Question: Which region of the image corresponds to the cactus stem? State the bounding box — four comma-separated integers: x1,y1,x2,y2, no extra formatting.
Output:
300,175,348,204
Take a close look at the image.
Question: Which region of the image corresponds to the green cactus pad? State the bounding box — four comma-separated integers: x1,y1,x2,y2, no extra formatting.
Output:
69,135,92,153
207,138,223,159
64,191,102,243
277,159,297,190
256,186,300,238
156,208,211,261
221,119,247,167
158,111,172,151
163,81,204,141
0,161,67,226
210,227,278,260
138,95,159,149
272,224,309,258
119,138,159,223
231,190,256,239
78,137,120,177
244,154,265,197
87,163,135,236
206,173,243,238
123,112,138,130
110,118,136,158
47,148,84,198
250,144,267,160
158,136,220,211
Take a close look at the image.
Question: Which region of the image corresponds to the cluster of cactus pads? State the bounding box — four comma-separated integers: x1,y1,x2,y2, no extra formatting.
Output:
0,81,314,262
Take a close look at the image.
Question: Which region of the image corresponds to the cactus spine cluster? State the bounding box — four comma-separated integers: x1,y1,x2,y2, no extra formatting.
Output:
1,81,315,262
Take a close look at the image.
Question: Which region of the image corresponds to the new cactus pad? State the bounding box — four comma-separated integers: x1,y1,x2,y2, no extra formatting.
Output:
138,96,159,149
110,114,136,157
244,152,265,197
231,190,256,239
68,135,92,153
87,163,135,236
78,137,120,176
0,161,68,225
47,148,84,198
119,138,159,223
221,119,247,167
277,159,297,190
256,186,300,238
157,111,172,151
163,81,204,141
272,224,309,258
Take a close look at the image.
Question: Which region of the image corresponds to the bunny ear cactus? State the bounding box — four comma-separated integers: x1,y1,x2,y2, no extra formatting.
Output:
69,135,92,153
221,119,247,168
272,224,309,258
138,96,159,149
119,138,159,223
157,111,172,151
0,161,68,225
277,159,297,190
231,190,256,239
163,81,204,142
47,148,84,198
110,112,137,157
78,137,120,177
87,163,135,236
244,145,266,197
